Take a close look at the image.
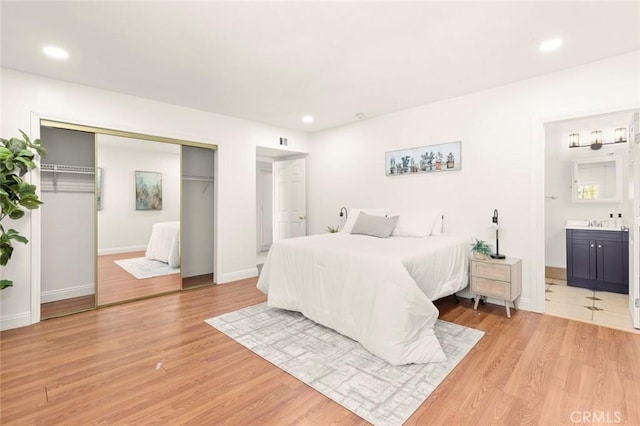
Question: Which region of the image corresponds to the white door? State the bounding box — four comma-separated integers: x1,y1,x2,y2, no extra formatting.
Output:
273,158,306,241
257,169,273,251
628,112,640,329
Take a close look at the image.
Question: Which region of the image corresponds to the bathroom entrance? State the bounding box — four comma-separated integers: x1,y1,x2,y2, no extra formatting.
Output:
543,109,639,332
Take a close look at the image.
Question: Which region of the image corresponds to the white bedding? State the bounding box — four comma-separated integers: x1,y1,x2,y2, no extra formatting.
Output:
257,233,470,365
145,221,180,268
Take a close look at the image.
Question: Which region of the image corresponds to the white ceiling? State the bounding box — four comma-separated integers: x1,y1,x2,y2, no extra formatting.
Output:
1,1,638,133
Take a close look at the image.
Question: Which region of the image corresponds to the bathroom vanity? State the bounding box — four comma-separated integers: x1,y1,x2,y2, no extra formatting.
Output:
566,227,629,294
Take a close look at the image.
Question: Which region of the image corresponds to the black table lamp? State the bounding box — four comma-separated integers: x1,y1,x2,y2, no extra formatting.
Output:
490,209,506,259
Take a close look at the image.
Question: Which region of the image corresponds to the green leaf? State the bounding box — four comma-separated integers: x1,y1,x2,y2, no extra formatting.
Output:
0,243,14,266
0,279,13,290
7,209,24,220
6,229,28,244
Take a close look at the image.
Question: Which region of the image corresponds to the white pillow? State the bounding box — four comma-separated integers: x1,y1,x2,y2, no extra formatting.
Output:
391,210,443,238
341,208,389,233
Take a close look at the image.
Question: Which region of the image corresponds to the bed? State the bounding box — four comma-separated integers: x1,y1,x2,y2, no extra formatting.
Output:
145,221,180,268
257,230,470,365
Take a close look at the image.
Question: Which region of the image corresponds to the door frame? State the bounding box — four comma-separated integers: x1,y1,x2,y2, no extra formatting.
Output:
536,105,640,317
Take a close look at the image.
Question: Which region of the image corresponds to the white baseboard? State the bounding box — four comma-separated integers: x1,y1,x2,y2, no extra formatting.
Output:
220,267,259,284
98,245,147,256
0,311,32,331
41,283,95,303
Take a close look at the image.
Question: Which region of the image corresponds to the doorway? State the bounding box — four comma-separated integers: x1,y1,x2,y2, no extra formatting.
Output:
543,110,639,332
255,146,308,270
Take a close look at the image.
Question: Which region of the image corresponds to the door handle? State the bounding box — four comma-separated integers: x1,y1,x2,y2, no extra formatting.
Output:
598,244,602,248
590,244,594,247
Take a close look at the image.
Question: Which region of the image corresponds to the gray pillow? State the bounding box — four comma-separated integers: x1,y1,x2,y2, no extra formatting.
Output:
350,212,399,238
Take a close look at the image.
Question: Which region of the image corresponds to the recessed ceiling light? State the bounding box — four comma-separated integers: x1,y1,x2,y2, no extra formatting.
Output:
539,38,563,52
43,45,69,60
302,115,314,124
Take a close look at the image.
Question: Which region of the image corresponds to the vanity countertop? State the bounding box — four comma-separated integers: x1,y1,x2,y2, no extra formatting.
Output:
565,225,624,231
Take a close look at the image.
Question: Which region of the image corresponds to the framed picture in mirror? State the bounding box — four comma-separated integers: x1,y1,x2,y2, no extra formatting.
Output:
135,170,163,210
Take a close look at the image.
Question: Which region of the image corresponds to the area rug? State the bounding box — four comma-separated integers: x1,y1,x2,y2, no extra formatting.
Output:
113,257,180,279
205,303,484,426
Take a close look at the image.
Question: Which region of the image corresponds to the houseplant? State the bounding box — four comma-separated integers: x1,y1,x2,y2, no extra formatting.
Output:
470,238,492,260
326,225,339,233
0,130,46,290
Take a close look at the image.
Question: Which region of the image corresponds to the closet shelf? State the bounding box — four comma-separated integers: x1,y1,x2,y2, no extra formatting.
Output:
41,164,95,175
182,175,214,182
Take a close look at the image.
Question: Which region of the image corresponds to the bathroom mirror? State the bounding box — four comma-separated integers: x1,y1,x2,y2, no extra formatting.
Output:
572,156,622,203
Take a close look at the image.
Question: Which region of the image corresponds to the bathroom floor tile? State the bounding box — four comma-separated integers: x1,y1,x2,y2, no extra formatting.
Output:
545,300,593,321
551,279,567,286
545,285,594,306
593,291,628,311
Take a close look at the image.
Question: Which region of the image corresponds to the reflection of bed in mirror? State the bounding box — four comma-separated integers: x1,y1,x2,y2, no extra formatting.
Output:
145,221,180,268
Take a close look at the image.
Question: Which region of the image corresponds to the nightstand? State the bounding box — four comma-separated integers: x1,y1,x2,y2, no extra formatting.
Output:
471,257,522,318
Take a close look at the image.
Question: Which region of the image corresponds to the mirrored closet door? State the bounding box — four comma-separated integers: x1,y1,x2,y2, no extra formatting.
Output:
96,135,182,305
39,120,217,317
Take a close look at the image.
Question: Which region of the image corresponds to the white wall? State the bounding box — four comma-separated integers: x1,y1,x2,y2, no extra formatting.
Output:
544,111,632,269
0,68,310,330
307,51,640,313
97,134,181,253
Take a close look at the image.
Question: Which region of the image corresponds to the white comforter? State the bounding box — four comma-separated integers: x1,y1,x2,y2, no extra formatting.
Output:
257,233,470,365
145,221,180,268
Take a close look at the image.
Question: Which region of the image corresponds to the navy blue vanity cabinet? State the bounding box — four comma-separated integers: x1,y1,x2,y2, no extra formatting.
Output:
566,229,629,294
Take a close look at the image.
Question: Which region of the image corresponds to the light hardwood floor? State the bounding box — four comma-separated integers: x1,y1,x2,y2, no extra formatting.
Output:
41,295,95,319
2,279,639,424
97,251,182,305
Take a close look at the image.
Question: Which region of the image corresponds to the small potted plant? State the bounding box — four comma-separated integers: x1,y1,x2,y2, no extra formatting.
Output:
446,152,455,169
326,225,339,233
470,238,492,260
435,152,444,170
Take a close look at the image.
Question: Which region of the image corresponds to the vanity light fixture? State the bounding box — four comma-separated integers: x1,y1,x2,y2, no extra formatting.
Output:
43,45,69,60
614,127,627,142
590,130,603,150
570,129,629,149
569,133,580,147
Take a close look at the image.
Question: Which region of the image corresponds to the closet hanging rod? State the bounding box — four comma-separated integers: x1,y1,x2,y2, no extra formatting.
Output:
41,164,95,175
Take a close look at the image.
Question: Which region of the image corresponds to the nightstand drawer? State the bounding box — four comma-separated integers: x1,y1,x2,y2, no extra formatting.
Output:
471,276,510,299
471,261,511,281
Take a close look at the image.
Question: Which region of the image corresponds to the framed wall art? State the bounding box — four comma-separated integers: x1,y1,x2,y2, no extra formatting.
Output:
135,170,163,210
385,141,461,176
